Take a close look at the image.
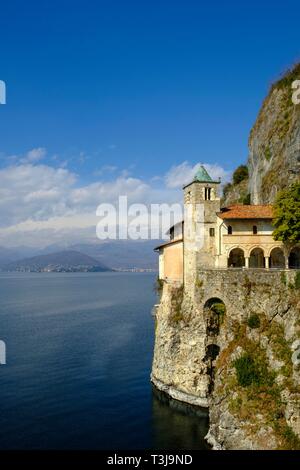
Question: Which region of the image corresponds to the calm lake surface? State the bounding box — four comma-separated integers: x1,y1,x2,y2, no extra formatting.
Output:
0,272,208,449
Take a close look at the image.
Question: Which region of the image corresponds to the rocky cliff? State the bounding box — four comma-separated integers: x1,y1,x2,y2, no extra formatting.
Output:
152,271,300,450
224,63,300,205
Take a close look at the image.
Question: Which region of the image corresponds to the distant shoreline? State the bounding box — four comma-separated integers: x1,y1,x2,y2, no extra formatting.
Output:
0,269,158,274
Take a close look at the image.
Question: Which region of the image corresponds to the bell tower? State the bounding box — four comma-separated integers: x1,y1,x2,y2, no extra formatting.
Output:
183,165,221,286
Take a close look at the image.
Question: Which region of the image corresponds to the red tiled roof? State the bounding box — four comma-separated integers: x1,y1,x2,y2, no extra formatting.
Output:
218,205,274,220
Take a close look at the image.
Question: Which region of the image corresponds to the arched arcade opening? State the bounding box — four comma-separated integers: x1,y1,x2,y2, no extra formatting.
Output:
270,247,285,269
228,248,245,268
249,247,265,268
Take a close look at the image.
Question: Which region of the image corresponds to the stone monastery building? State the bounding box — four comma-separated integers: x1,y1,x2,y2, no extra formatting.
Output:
155,165,300,283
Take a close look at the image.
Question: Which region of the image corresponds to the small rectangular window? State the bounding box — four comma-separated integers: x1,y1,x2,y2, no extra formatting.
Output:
205,187,211,200
209,228,215,237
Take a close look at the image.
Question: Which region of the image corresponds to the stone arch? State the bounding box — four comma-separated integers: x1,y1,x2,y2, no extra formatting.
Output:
228,247,245,268
249,247,265,268
270,247,285,269
289,246,300,269
204,298,226,337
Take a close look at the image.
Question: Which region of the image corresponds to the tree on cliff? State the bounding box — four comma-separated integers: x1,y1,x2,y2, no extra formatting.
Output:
232,165,249,185
273,183,300,242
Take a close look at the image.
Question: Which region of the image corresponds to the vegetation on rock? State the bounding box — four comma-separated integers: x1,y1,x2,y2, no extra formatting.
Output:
233,352,274,387
270,62,300,93
273,182,300,242
247,313,260,329
169,285,185,324
216,311,300,450
222,166,250,206
233,165,249,185
247,61,300,204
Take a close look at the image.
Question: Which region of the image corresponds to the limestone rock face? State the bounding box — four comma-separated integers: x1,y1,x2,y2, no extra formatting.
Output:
223,63,300,205
151,283,209,408
248,65,300,204
222,178,249,207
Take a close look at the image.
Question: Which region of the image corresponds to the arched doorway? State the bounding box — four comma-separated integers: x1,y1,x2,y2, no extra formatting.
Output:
204,298,226,337
289,247,300,269
249,248,265,268
228,248,245,268
270,247,285,268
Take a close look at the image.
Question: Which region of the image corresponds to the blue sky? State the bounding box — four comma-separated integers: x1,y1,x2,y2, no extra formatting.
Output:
0,0,299,246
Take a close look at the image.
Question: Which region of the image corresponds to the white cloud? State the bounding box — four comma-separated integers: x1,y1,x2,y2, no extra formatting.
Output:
21,147,46,163
0,153,229,247
94,165,118,176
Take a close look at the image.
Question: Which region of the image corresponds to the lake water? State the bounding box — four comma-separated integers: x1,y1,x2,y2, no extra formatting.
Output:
0,272,209,449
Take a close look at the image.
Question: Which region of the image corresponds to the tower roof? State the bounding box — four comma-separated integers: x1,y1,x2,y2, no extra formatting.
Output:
182,164,221,189
194,165,213,182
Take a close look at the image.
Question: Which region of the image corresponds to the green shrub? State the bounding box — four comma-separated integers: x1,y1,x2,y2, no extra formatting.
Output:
247,314,261,329
233,353,274,388
233,165,249,185
233,354,260,387
241,193,251,205
211,302,225,315
210,302,226,324
273,183,300,243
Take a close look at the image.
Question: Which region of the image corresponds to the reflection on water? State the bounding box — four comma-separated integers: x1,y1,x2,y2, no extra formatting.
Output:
151,386,210,450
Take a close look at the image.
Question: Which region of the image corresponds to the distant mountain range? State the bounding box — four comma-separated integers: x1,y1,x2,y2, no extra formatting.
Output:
3,250,111,273
0,240,160,271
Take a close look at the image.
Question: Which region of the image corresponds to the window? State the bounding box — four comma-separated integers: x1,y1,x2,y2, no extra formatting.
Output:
228,225,233,235
209,228,215,237
205,187,211,201
253,225,258,235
